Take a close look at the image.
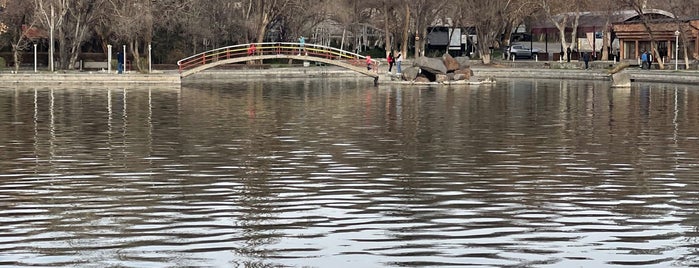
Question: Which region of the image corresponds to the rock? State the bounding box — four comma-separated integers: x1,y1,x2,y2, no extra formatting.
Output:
414,75,430,83
401,66,420,81
414,56,447,74
609,62,630,74
442,54,460,72
454,68,473,80
453,74,466,80
446,73,455,80
612,72,631,87
436,74,449,82
455,56,470,69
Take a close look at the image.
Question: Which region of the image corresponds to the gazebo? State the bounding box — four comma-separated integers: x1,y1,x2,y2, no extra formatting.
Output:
613,18,699,65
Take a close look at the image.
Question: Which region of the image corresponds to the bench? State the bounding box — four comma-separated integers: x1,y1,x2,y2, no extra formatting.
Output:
82,61,110,69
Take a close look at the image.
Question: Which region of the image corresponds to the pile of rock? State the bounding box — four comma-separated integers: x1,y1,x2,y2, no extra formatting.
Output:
401,54,474,83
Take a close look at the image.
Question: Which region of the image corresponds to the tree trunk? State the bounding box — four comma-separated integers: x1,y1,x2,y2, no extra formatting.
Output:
477,30,492,64
256,12,269,43
602,18,610,60
558,26,569,61
131,40,142,72
383,3,391,57
401,3,410,57
12,45,21,73
340,28,346,51
502,22,514,47
58,26,69,69
570,13,580,59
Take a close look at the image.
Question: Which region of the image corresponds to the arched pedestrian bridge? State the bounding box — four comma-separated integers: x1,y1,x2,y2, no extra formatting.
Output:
177,43,380,81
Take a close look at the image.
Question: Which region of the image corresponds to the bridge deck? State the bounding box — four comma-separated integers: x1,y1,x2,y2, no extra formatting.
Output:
177,43,380,79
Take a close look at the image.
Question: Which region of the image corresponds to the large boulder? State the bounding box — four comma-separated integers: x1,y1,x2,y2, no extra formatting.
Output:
455,56,471,69
612,72,631,87
414,56,447,75
401,66,420,81
442,54,460,72
414,75,431,83
454,67,474,80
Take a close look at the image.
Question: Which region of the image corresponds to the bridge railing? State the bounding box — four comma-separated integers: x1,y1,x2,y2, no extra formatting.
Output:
177,42,380,73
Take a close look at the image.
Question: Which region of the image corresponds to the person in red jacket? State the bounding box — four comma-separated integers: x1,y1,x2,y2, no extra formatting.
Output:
387,52,394,73
247,43,256,56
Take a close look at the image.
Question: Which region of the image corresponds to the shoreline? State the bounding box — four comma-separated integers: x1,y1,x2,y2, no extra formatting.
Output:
1,65,698,86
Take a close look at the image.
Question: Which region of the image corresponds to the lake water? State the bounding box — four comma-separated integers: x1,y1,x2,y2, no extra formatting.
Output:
1,78,699,268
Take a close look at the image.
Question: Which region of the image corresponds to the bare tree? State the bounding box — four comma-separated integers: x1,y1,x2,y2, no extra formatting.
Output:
34,0,69,71
1,1,37,72
454,0,510,64
105,0,157,72
501,0,540,48
667,0,695,68
618,0,666,69
277,0,328,43
61,0,105,69
539,0,588,62
410,0,447,57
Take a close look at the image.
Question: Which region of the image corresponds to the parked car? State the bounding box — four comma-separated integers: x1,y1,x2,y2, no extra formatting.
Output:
508,44,538,59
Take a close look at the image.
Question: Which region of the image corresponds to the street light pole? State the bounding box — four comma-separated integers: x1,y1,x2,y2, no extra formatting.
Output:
675,30,680,71
148,44,152,73
107,45,112,73
34,44,38,73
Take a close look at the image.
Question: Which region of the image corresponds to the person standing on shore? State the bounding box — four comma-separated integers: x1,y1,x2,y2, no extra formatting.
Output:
117,51,124,74
583,52,590,69
641,49,648,70
396,53,402,74
387,52,394,73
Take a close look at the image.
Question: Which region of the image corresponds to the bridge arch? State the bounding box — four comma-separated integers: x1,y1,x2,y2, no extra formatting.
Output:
177,43,380,80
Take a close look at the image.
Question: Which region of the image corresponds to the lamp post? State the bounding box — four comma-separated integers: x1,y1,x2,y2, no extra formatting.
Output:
34,44,38,73
675,30,680,71
148,44,152,73
107,44,112,73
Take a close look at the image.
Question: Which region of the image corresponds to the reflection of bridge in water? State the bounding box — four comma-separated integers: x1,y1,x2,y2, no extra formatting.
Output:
177,42,380,82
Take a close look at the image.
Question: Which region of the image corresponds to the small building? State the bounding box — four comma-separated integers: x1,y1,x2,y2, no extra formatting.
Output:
531,9,675,61
613,18,699,65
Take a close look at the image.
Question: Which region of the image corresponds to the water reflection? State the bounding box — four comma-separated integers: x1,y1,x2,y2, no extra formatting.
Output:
1,80,699,267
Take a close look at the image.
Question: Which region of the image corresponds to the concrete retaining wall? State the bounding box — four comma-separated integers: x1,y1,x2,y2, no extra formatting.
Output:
0,73,181,85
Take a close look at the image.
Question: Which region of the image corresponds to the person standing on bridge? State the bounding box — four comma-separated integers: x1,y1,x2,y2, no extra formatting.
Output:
298,36,306,56
247,43,256,56
366,55,372,71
